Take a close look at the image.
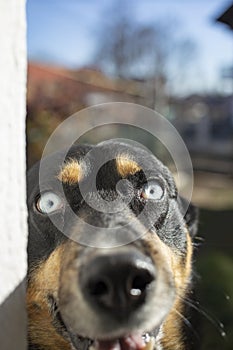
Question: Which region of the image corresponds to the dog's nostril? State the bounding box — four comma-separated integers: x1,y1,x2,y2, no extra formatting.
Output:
88,279,110,297
129,271,154,297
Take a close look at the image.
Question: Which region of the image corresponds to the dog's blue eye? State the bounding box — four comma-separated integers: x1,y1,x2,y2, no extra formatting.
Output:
36,192,63,214
141,180,164,200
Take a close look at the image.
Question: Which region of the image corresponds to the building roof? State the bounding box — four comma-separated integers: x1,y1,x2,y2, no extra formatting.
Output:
216,3,233,30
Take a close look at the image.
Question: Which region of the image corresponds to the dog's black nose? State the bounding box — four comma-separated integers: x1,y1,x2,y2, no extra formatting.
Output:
80,250,156,316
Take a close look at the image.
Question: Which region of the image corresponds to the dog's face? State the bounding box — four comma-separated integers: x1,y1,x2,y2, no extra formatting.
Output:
27,140,198,350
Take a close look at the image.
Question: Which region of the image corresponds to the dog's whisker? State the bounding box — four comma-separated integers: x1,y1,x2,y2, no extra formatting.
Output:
194,236,205,242
177,293,227,338
173,308,200,340
192,243,202,248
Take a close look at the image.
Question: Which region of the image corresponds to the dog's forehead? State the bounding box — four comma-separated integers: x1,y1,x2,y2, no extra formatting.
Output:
27,141,168,193
59,142,165,184
65,142,159,165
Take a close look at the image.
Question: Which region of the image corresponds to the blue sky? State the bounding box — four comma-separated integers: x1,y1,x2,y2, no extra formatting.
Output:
27,0,233,94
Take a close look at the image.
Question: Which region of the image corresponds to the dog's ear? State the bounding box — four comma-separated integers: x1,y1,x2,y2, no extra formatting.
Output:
178,197,199,237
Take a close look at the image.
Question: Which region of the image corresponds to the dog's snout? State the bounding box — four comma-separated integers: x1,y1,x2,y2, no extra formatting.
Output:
80,251,156,316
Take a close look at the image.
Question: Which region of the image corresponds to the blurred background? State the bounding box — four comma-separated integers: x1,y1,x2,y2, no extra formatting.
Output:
26,1,233,348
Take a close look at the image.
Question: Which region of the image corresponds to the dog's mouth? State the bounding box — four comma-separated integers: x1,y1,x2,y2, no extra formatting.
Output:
50,295,158,350
90,332,157,350
69,331,158,350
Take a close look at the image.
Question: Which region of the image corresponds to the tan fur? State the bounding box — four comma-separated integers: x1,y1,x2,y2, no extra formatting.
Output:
57,159,83,184
116,154,141,178
140,232,185,349
27,245,71,350
161,229,193,350
160,299,185,350
185,230,193,284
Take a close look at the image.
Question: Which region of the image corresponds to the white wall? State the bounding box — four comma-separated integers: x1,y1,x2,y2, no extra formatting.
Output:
0,0,27,348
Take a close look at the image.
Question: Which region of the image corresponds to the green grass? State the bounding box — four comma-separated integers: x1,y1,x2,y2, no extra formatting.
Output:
194,209,233,349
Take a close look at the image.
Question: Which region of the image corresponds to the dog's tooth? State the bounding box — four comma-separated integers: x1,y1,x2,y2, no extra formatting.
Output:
144,337,155,350
142,333,151,343
89,345,96,350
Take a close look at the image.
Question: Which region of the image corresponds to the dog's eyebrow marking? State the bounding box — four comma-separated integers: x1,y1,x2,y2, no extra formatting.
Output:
57,159,83,184
116,154,141,178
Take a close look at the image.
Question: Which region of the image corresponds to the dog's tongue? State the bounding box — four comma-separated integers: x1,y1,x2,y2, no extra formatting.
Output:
95,334,146,350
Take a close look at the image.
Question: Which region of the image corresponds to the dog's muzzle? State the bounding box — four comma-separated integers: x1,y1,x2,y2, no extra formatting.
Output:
58,211,175,350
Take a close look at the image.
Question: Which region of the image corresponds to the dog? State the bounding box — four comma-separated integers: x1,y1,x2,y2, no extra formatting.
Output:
27,140,198,350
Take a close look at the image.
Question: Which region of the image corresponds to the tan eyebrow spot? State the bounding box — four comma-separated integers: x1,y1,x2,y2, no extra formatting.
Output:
57,159,83,184
116,154,141,178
